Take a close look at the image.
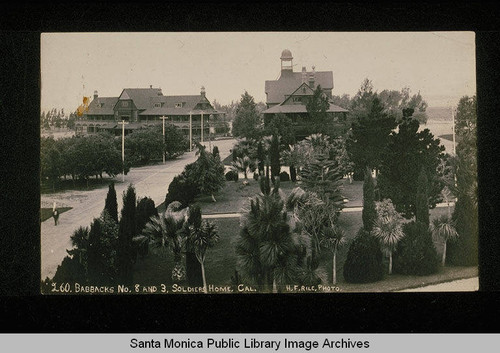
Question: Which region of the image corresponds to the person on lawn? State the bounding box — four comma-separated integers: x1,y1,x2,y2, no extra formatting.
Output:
52,202,59,226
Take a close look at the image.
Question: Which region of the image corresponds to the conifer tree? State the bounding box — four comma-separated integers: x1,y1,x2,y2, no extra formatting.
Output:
415,167,429,226
212,146,220,159
257,141,265,175
362,168,377,232
117,184,137,285
104,182,118,223
136,197,157,234
270,134,280,179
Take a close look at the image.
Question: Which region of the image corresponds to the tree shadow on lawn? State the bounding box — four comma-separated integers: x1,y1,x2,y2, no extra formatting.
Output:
195,180,297,215
41,177,116,195
132,217,239,288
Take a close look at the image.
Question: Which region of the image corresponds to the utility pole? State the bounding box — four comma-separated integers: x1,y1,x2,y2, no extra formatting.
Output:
208,114,213,152
160,116,169,164
189,111,193,152
118,120,129,182
452,106,456,155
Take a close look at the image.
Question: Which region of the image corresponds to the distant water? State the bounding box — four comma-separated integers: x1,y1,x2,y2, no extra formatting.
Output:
426,106,453,121
422,107,454,153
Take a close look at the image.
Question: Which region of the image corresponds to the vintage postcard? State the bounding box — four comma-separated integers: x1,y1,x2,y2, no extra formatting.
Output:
40,32,477,294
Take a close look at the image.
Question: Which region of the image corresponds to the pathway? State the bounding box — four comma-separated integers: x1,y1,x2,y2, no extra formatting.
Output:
201,202,455,218
41,139,235,280
398,277,479,292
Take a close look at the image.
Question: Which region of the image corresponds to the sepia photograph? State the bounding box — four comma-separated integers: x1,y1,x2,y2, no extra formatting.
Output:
40,32,477,295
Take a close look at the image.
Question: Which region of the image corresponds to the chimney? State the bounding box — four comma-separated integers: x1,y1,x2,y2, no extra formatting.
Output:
93,90,98,100
200,86,206,98
309,66,315,89
301,67,307,83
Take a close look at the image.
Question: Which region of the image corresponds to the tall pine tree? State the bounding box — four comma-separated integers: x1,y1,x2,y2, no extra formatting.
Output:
378,110,444,218
232,91,261,139
346,97,397,175
447,96,478,265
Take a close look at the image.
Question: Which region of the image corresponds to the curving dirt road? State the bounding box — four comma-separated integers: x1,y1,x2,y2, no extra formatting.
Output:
41,139,235,280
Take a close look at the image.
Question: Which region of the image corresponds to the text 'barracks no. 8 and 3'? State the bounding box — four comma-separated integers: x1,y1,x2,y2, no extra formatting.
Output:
49,282,341,294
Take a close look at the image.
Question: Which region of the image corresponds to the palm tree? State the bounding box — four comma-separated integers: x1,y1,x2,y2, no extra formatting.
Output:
372,216,404,274
431,215,459,266
237,192,297,293
190,220,219,293
68,226,90,267
142,202,189,281
231,156,256,180
282,144,303,182
320,225,346,285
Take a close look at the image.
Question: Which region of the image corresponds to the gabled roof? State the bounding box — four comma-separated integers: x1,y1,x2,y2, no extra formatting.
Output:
85,97,118,115
281,82,315,105
140,95,215,115
262,102,348,115
117,88,163,110
265,70,333,105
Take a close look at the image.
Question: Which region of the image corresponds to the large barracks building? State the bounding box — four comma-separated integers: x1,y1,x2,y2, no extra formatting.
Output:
75,86,225,137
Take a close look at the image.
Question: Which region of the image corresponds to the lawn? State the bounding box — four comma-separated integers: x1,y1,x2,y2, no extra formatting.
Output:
132,217,239,288
138,176,465,293
40,207,72,222
131,204,469,293
194,179,298,215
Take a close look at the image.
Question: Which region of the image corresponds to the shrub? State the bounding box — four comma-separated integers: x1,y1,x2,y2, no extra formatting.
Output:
225,170,239,182
343,228,385,283
279,171,290,182
393,221,439,276
165,173,199,208
212,146,220,159
447,198,478,266
52,255,87,285
136,197,158,234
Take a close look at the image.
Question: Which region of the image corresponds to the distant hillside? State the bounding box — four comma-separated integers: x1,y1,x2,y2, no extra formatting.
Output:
426,106,452,121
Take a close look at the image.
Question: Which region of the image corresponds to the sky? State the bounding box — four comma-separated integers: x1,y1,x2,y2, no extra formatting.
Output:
41,32,476,113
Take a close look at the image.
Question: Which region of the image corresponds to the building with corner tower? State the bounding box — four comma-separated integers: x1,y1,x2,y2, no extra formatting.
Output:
263,49,349,139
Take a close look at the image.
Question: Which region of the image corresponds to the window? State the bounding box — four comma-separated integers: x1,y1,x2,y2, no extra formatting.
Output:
154,103,161,108
293,97,302,103
122,101,129,107
175,103,184,108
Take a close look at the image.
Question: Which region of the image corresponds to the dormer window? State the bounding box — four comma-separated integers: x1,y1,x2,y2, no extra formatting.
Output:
121,101,129,107
293,97,302,103
154,103,161,108
175,102,185,108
